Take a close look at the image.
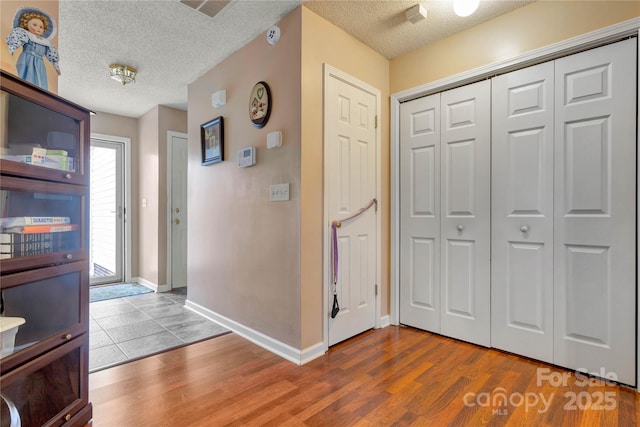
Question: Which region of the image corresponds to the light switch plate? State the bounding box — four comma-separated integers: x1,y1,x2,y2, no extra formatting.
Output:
270,183,289,201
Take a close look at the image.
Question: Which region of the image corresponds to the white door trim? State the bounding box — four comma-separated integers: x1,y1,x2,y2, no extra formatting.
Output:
90,133,132,283
390,18,639,389
323,63,382,349
167,130,188,290
636,28,640,392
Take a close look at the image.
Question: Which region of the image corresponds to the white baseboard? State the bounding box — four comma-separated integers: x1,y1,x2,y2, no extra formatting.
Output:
379,315,390,329
300,341,327,364
132,277,170,293
185,299,326,365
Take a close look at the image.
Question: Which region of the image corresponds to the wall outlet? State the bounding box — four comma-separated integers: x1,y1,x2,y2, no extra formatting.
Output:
270,183,289,201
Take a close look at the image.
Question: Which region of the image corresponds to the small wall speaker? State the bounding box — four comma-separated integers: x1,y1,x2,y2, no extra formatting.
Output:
267,130,282,149
211,90,226,108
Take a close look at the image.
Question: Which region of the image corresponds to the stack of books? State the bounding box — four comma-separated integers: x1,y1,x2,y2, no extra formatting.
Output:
1,216,78,259
0,148,75,172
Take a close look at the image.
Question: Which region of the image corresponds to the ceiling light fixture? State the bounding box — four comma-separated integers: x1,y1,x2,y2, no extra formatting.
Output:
109,64,137,85
453,0,479,17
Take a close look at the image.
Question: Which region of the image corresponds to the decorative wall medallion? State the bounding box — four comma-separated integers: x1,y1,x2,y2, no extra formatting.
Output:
249,81,271,128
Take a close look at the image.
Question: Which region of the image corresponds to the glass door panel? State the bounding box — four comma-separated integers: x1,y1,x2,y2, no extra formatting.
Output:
90,140,124,284
0,261,87,368
0,176,86,273
0,336,87,427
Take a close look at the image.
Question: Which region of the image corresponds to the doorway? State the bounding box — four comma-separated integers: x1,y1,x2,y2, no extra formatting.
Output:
90,136,128,285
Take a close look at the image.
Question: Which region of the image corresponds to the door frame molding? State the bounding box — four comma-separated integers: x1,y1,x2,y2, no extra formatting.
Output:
323,63,382,349
390,18,640,388
166,130,188,290
90,133,132,283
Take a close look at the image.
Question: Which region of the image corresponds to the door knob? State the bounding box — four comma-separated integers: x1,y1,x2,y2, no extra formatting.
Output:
173,219,180,225
456,224,464,232
520,225,529,233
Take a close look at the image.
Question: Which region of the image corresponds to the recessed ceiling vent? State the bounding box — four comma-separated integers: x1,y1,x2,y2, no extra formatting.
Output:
179,0,231,18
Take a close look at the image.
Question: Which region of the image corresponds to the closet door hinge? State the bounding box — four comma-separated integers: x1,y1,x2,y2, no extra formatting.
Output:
375,115,378,129
375,284,378,296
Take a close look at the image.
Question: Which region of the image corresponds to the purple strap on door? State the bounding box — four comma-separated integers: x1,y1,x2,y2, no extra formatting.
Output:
332,220,339,285
330,198,377,318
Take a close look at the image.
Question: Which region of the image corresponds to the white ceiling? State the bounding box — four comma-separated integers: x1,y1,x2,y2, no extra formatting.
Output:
57,0,533,118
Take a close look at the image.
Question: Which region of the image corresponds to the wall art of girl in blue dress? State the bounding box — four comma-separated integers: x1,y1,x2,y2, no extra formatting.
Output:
6,7,61,90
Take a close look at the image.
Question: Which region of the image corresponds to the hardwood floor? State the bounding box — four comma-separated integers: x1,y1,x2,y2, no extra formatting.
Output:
89,326,640,426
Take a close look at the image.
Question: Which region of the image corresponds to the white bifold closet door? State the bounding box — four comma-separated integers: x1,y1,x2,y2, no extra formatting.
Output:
440,81,491,346
400,81,491,347
492,38,636,385
553,39,636,385
491,61,555,364
399,93,441,332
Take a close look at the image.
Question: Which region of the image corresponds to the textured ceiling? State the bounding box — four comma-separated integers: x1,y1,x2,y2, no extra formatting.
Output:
304,0,534,59
58,0,302,117
57,0,534,118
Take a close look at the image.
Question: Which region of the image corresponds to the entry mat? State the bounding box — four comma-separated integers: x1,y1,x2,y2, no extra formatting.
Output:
90,283,153,303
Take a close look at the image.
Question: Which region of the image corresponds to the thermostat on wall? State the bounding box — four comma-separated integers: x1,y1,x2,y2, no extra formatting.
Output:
238,146,256,167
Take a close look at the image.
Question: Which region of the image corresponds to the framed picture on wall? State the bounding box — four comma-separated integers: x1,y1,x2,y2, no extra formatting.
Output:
201,116,224,165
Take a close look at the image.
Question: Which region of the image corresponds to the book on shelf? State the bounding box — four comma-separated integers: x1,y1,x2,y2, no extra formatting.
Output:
1,224,79,234
42,149,68,156
1,216,71,228
1,237,74,258
0,231,77,244
0,147,75,172
0,231,76,259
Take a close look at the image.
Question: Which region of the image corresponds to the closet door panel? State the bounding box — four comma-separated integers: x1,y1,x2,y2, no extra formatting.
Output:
399,94,442,331
554,38,636,385
440,80,491,347
491,62,555,363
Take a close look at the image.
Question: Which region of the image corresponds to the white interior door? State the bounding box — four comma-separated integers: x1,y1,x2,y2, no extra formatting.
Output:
326,70,378,346
90,139,124,285
491,62,555,363
439,80,491,347
399,93,441,332
554,39,637,385
168,132,188,288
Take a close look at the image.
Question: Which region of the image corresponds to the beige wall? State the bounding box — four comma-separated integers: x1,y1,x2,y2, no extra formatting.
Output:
138,107,160,285
138,105,187,286
300,7,390,347
1,0,59,93
187,9,302,347
391,0,640,94
187,6,391,350
90,111,140,277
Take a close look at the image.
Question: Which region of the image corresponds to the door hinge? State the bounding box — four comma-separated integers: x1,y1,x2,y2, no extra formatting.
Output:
375,115,378,129
375,284,378,296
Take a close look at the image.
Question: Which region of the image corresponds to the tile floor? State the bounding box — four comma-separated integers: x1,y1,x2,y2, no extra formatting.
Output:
89,289,229,372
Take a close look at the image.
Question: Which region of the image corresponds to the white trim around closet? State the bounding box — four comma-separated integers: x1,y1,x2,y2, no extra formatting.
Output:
636,27,640,393
389,17,640,389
